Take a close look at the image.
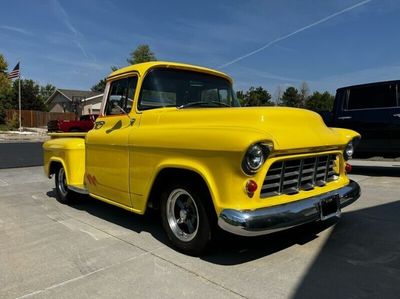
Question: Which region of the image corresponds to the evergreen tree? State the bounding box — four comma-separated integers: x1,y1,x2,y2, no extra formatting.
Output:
305,91,334,112
127,44,157,65
243,86,273,106
280,86,302,107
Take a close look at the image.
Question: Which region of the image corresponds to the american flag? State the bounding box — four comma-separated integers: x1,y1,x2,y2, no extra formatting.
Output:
8,62,20,79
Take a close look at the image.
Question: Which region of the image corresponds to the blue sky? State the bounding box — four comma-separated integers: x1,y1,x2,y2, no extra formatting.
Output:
1,0,399,97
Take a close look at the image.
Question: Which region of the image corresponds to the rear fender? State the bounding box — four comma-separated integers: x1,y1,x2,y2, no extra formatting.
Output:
43,138,86,186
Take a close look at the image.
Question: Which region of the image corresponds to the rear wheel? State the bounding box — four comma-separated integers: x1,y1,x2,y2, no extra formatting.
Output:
55,166,75,204
160,183,215,256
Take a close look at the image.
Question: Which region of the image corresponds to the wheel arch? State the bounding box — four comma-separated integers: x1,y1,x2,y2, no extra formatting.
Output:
48,158,70,185
146,167,217,216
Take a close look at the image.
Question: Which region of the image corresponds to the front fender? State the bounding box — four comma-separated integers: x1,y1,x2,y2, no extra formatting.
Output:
330,127,361,146
131,152,240,215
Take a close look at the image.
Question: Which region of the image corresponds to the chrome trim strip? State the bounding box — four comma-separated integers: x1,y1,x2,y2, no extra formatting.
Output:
218,180,360,237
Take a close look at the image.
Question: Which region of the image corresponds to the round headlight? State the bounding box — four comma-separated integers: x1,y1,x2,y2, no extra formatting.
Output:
344,141,354,161
242,144,269,174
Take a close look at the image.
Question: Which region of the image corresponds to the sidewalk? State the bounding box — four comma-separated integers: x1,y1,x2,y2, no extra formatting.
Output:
351,159,400,167
0,128,50,143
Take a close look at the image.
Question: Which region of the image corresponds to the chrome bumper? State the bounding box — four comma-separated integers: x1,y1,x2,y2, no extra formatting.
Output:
218,180,360,237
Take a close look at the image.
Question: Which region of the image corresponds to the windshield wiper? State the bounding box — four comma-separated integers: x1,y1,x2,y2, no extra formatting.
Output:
178,101,231,109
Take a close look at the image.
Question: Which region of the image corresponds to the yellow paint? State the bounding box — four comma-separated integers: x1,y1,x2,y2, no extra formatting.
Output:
43,138,85,186
43,61,360,216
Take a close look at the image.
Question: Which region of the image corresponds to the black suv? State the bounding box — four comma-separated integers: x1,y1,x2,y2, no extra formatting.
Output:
322,80,400,155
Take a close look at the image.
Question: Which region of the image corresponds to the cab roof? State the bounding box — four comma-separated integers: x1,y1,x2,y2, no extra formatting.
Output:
107,61,232,83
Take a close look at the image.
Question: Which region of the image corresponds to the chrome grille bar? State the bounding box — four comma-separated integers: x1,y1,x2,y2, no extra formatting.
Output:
261,154,339,198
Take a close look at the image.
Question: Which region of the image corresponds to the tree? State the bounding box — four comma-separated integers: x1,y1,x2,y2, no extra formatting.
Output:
273,86,284,106
91,66,117,92
10,79,47,111
39,84,56,105
92,45,156,92
0,54,7,74
299,81,310,107
305,91,334,112
280,86,302,108
127,44,157,65
0,54,12,124
236,90,245,106
91,78,106,92
243,86,273,107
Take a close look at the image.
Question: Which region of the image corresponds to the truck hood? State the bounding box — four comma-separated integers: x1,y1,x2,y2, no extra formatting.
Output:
142,107,350,151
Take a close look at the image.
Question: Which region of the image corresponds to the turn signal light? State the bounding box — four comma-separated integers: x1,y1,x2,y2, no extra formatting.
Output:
246,180,258,197
345,162,352,173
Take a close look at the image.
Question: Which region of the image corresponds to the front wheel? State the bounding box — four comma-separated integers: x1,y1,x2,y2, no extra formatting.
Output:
55,166,75,204
160,183,215,256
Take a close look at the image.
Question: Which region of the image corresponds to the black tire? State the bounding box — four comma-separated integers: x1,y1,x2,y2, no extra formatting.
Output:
160,182,215,256
55,166,75,204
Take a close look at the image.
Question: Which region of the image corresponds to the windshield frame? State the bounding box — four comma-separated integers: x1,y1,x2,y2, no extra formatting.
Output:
137,67,240,111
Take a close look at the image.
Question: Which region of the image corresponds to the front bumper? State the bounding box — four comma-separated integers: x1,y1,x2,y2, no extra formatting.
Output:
218,180,360,236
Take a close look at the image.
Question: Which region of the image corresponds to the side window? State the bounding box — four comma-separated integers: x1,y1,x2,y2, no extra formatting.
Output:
201,88,230,105
105,76,138,115
346,84,396,110
218,89,229,104
201,89,218,102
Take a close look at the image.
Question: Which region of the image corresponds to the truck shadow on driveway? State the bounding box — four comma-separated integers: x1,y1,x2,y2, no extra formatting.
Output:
46,189,168,245
49,189,334,261
46,188,400,289
292,200,400,299
46,189,361,265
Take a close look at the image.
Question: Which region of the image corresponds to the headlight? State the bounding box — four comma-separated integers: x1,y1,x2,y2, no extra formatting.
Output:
242,143,271,175
343,137,360,160
344,141,354,160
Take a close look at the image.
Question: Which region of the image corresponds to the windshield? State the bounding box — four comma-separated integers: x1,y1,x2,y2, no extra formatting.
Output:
138,68,240,110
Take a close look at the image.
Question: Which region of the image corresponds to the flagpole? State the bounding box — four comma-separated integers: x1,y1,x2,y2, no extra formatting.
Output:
18,61,22,132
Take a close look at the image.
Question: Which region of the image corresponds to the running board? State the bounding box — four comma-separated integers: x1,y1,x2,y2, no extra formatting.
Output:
68,185,89,195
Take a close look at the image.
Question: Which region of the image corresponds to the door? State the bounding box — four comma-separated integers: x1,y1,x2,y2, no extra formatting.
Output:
391,86,400,153
86,75,138,208
336,82,397,153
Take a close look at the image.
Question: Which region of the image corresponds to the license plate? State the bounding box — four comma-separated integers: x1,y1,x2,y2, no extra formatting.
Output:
320,194,341,220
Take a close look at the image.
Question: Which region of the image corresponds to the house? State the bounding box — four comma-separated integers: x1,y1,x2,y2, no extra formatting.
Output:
81,93,104,115
46,89,102,116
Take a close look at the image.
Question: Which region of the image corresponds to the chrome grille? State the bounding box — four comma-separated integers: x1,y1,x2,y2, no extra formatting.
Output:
261,154,338,198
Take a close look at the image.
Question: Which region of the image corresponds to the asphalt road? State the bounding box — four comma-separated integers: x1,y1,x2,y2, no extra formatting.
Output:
0,142,43,169
0,165,399,298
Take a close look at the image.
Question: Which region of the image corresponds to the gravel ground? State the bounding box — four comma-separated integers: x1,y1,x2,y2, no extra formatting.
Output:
0,128,49,143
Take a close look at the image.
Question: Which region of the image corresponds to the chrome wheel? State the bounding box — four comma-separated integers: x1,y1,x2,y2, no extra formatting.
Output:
57,167,68,197
166,188,199,242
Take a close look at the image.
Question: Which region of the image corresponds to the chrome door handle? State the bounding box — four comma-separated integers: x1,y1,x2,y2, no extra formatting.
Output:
338,116,352,120
393,114,400,118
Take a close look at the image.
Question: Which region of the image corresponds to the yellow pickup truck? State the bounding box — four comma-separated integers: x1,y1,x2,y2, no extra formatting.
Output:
43,61,361,255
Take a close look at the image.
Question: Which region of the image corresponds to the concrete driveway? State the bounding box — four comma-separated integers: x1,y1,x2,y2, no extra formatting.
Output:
0,164,399,299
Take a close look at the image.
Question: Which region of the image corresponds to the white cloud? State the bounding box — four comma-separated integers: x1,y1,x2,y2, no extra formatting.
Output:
218,0,372,69
0,25,34,36
50,0,93,60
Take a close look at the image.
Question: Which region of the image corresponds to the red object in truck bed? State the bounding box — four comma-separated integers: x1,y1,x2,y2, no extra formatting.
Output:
47,114,98,132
